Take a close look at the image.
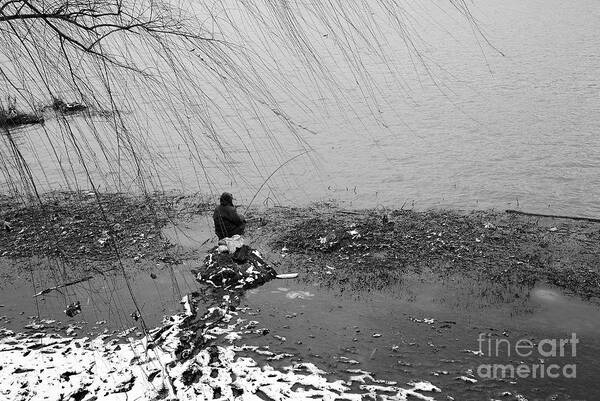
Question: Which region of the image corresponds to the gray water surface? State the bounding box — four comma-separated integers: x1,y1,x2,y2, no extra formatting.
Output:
2,0,599,216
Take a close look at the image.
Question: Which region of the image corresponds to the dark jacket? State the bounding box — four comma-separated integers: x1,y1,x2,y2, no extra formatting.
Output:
213,194,246,239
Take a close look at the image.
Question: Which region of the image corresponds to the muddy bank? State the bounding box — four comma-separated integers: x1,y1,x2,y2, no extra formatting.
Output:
0,191,210,267
1,193,600,400
247,203,600,300
2,193,599,301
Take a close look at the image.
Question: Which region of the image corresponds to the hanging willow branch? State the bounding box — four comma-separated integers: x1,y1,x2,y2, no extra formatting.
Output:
0,0,223,70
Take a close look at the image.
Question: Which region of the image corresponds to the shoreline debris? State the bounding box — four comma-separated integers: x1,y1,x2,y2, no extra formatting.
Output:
276,273,298,279
49,97,88,115
64,301,81,318
194,236,277,290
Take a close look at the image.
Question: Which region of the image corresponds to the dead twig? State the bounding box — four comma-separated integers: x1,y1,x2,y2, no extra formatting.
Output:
506,209,600,223
32,275,93,297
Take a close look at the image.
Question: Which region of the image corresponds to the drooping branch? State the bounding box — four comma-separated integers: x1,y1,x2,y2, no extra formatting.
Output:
0,0,490,203
0,0,216,55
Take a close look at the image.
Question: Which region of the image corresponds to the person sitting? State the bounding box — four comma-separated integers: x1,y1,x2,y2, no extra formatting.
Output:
213,192,246,239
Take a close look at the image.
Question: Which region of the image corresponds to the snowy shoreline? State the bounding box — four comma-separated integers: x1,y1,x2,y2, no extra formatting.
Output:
0,292,442,401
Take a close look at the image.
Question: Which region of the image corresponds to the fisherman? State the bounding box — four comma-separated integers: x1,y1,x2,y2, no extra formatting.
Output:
213,192,246,240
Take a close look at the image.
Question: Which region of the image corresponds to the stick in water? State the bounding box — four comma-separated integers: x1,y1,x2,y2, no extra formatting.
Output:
33,276,94,297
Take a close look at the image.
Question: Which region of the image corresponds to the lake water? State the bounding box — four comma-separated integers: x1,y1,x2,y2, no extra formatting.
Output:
1,0,599,217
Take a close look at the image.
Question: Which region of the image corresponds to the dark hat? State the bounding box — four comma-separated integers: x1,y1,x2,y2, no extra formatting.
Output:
219,192,233,205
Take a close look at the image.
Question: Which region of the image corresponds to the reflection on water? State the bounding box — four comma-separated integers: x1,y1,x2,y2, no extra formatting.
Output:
161,214,215,249
528,284,600,333
531,288,563,303
241,279,600,400
0,258,199,334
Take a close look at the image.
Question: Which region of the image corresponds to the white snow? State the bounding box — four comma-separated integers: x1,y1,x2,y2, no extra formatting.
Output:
0,290,443,401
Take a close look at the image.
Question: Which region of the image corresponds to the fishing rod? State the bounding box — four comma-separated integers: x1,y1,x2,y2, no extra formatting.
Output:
243,149,311,215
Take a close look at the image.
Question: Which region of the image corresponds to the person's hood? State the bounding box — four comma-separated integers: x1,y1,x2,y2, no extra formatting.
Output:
219,192,233,206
